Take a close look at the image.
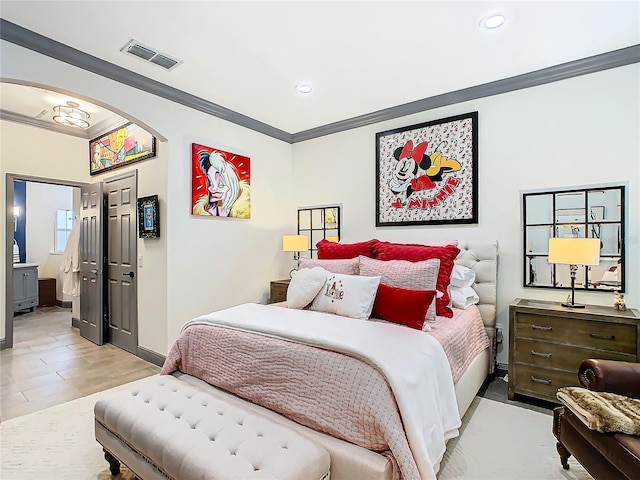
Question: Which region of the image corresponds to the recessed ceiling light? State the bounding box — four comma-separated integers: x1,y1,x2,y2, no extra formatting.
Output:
482,14,505,29
296,84,313,94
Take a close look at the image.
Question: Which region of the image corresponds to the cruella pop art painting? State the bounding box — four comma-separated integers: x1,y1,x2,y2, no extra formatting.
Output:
191,143,251,218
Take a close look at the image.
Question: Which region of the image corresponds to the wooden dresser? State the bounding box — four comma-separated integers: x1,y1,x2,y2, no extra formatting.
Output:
269,279,290,304
508,298,639,403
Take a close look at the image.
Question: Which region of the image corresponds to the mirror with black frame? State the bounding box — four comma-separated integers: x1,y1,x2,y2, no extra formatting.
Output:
298,205,341,259
522,185,625,292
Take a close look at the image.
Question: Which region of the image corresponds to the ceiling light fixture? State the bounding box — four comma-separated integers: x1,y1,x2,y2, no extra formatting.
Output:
296,84,313,94
482,14,505,29
52,101,90,128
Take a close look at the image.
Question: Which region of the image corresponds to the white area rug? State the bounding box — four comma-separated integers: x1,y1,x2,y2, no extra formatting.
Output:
1,377,593,480
439,396,592,480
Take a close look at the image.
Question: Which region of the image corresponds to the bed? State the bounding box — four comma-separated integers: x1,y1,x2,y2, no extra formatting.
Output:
161,240,498,480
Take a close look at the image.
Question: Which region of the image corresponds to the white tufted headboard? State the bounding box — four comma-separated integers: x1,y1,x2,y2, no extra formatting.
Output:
455,241,499,373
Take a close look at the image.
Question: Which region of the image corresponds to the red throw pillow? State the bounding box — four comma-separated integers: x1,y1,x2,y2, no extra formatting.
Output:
372,242,460,318
317,239,379,259
371,283,437,330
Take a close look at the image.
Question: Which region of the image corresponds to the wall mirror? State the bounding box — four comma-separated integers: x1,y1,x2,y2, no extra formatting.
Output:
522,184,625,292
298,205,341,258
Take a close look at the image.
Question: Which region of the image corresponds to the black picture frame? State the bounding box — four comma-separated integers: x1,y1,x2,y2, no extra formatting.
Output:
138,195,160,239
90,122,156,176
375,111,478,226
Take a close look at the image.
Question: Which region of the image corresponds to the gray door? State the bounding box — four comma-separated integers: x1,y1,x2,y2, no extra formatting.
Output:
104,172,138,354
79,182,105,345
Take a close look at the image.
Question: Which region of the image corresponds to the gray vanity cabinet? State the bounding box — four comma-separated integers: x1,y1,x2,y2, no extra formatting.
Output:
13,264,39,313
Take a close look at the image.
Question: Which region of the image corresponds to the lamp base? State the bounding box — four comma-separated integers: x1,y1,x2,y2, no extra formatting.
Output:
561,302,586,309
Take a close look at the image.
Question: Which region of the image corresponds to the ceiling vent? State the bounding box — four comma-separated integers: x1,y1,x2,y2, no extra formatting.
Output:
120,40,182,71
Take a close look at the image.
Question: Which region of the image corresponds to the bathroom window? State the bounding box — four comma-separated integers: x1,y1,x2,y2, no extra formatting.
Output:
54,209,74,253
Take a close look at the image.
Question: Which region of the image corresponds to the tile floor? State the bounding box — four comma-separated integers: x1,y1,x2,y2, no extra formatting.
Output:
1,306,160,422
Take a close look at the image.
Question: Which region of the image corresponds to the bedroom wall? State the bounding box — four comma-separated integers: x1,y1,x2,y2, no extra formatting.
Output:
291,63,640,367
1,40,295,354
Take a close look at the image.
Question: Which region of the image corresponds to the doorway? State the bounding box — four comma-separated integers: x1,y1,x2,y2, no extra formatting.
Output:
4,172,138,353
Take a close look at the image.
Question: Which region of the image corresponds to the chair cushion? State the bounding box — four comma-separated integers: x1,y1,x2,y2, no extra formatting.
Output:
95,375,330,480
565,406,640,480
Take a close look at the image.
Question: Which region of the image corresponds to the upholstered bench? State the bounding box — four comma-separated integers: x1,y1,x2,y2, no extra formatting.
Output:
94,375,331,480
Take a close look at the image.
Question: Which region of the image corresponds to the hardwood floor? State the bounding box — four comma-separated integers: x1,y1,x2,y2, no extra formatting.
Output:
1,306,161,422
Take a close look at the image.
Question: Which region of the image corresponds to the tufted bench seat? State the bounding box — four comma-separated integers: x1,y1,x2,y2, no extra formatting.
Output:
94,375,331,480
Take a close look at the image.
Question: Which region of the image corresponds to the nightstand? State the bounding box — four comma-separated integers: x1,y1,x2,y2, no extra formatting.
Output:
508,298,639,403
269,279,290,304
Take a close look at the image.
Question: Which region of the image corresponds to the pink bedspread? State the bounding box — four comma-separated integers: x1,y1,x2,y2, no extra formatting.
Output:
162,324,416,480
428,306,490,383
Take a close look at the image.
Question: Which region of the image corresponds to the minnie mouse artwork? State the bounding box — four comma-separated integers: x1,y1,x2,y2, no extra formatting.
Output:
376,111,478,226
389,140,462,200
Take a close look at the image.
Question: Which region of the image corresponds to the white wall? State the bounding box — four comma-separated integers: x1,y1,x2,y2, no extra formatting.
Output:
1,40,295,354
292,64,640,366
25,182,74,302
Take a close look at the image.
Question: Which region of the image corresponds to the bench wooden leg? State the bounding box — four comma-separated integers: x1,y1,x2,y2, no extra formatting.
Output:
556,441,571,470
104,449,121,476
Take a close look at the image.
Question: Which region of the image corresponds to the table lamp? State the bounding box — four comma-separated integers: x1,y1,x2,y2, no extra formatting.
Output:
282,235,308,278
548,237,600,308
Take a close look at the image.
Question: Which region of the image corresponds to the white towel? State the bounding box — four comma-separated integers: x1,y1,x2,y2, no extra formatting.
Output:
59,220,80,296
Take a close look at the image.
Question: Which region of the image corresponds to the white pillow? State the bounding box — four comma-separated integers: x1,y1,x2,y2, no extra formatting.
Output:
286,267,328,309
311,273,381,320
450,264,476,288
450,285,480,309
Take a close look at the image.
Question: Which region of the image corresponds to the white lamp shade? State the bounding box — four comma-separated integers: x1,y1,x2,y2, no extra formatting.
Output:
548,238,601,266
282,235,308,252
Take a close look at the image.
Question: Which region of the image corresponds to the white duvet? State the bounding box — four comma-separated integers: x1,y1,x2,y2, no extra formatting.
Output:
184,302,461,480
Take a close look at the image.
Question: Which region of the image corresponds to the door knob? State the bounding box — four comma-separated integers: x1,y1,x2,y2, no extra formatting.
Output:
123,272,135,278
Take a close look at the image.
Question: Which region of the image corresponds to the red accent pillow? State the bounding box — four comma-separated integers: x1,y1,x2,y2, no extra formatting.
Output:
317,239,379,259
371,283,437,330
372,242,460,318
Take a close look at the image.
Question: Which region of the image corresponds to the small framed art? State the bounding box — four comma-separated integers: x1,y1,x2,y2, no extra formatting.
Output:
376,111,478,226
138,195,160,238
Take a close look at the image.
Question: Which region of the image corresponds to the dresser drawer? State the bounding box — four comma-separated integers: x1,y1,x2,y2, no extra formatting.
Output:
269,280,290,304
514,337,636,371
514,364,579,400
271,288,287,304
515,313,637,354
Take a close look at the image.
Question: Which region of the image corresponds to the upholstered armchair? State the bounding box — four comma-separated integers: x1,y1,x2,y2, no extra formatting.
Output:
553,359,640,480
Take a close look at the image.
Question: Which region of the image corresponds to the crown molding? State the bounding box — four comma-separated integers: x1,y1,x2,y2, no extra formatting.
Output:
0,109,89,138
291,44,640,143
0,19,293,143
2,19,638,145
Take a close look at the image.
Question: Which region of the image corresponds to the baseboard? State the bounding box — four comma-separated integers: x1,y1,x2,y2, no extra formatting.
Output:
71,317,80,329
496,363,508,378
136,346,166,368
56,299,72,308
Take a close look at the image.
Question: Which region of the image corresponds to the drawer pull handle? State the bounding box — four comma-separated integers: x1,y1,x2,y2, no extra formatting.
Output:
531,376,552,385
531,325,553,331
589,333,615,341
531,350,552,358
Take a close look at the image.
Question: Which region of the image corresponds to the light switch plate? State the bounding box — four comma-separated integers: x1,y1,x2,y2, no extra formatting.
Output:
138,255,143,267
